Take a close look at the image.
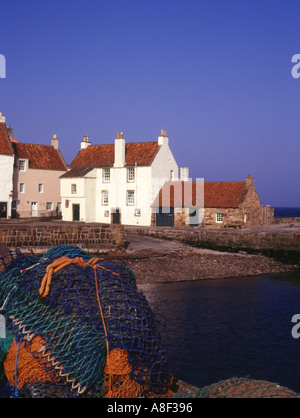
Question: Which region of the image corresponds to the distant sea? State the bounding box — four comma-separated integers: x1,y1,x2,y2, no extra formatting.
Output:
274,207,300,218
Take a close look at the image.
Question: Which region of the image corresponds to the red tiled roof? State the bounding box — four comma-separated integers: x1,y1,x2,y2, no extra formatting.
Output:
14,143,67,171
0,124,14,156
154,181,247,208
71,142,159,167
204,181,247,208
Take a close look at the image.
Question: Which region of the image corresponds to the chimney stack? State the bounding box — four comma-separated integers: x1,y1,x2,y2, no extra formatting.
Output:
180,167,189,181
81,135,91,150
51,134,59,149
0,112,5,124
245,174,254,188
114,132,125,167
158,129,169,146
7,125,13,140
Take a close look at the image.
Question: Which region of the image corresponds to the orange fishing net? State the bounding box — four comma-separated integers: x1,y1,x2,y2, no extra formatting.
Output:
4,336,58,389
102,348,173,398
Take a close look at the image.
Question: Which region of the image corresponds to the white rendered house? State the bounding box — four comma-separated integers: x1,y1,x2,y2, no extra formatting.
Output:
60,130,183,226
0,114,14,219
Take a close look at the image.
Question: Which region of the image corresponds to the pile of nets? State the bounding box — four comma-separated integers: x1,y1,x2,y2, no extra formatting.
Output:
175,377,300,398
0,245,173,398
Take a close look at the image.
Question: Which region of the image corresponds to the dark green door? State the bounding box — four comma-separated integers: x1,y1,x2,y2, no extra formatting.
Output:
72,204,80,221
0,202,7,218
112,209,120,224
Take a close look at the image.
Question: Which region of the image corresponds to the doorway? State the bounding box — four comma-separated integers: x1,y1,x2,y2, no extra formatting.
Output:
31,202,38,217
72,204,80,221
112,208,121,224
0,202,7,218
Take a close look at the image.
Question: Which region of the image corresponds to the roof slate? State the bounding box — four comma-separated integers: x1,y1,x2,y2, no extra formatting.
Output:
71,142,159,167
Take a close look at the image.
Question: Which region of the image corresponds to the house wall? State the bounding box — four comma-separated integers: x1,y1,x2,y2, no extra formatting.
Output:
95,166,153,226
13,165,65,218
60,175,96,222
0,154,14,218
241,183,264,226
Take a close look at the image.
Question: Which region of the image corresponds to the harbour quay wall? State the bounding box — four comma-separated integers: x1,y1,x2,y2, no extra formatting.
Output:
125,226,300,261
272,217,300,224
0,222,125,250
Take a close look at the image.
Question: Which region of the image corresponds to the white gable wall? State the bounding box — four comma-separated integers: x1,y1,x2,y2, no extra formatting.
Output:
0,154,14,218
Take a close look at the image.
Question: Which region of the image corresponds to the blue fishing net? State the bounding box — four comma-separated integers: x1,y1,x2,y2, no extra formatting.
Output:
0,245,171,398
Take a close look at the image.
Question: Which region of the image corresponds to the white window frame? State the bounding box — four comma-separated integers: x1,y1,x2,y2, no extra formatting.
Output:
38,183,44,193
127,190,135,206
103,168,110,183
216,213,223,223
18,159,27,172
46,202,53,211
127,167,135,183
19,183,25,194
101,190,109,206
71,184,77,194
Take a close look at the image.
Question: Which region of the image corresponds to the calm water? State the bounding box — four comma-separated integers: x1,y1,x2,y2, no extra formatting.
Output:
274,207,300,218
139,271,300,393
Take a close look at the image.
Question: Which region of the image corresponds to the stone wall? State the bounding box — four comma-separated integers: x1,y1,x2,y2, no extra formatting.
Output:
272,217,300,224
0,222,125,250
242,183,264,226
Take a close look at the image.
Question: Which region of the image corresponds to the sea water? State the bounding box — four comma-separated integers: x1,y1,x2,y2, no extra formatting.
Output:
139,271,300,393
139,207,300,393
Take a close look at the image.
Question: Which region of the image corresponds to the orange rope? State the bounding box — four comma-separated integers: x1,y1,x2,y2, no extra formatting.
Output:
38,256,118,396
39,256,120,298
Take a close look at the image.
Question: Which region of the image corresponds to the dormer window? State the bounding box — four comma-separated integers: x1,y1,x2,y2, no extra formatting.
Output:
18,159,26,171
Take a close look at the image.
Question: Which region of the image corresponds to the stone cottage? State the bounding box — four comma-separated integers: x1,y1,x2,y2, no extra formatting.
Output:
152,175,274,228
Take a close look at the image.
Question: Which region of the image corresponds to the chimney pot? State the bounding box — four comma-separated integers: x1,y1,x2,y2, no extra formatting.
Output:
81,135,91,149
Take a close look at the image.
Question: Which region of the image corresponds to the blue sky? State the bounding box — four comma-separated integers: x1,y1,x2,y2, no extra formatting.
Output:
0,0,300,206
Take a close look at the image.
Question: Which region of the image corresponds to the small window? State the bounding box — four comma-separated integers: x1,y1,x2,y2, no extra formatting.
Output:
57,202,61,211
65,200,69,208
127,190,135,206
127,167,135,182
135,208,141,216
18,160,26,171
170,170,174,180
216,213,223,223
46,202,53,211
101,190,109,205
38,183,44,193
103,168,110,183
71,184,77,194
19,183,25,193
